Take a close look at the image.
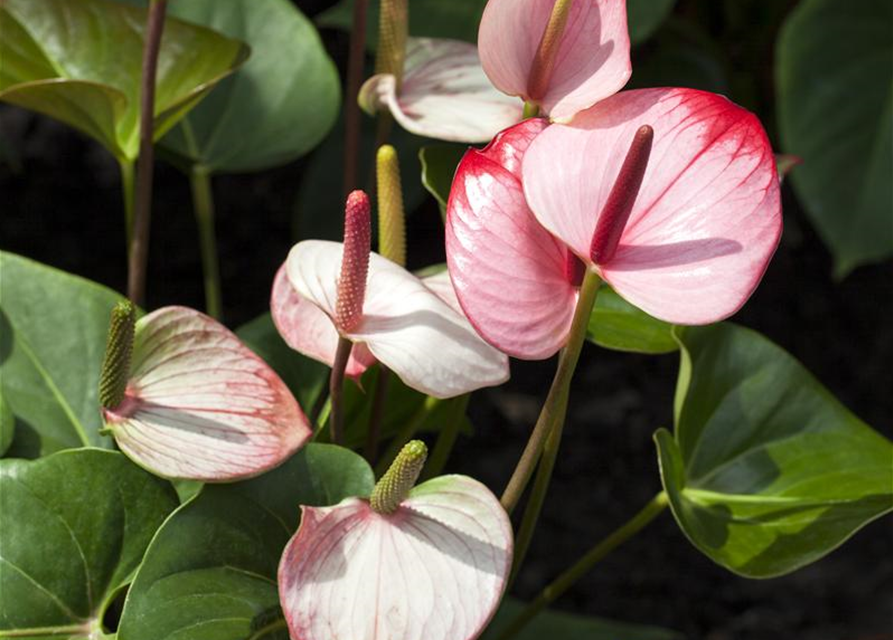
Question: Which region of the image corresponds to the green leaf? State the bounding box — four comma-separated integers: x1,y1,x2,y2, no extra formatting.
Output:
656,323,893,578
0,0,248,162
483,598,683,640
420,144,466,218
588,286,678,354
150,0,341,173
627,0,676,45
776,0,893,276
236,313,329,413
0,449,178,638
117,444,374,640
0,392,14,457
0,252,125,456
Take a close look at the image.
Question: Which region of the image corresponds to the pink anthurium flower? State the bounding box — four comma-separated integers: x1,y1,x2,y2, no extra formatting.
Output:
478,0,631,121
446,88,782,358
446,117,581,360
360,37,523,143
279,440,512,640
272,191,509,398
522,87,783,325
100,304,311,481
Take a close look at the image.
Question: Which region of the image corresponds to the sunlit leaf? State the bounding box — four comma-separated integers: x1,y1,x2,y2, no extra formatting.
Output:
656,323,893,578
0,449,178,638
776,0,893,276
0,0,248,161
0,252,124,456
117,444,374,640
588,286,678,354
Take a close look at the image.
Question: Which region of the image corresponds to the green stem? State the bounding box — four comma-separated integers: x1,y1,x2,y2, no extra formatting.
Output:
522,101,540,119
375,395,439,476
329,336,354,446
423,394,469,479
500,269,602,514
119,158,136,250
497,493,669,640
190,167,223,319
0,624,89,638
365,366,391,464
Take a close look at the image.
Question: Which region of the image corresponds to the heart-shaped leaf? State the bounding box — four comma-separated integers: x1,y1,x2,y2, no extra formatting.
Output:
0,449,178,638
588,286,678,354
0,252,124,456
116,444,374,640
0,0,248,162
483,597,683,640
776,0,892,276
146,0,340,173
656,323,893,578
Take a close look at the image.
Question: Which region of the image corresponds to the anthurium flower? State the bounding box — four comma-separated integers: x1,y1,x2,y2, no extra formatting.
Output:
478,0,631,121
360,37,523,143
446,117,581,360
273,191,509,398
278,440,512,640
99,303,310,481
522,87,782,325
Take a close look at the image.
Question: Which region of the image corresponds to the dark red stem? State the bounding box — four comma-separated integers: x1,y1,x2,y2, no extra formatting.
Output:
343,0,369,197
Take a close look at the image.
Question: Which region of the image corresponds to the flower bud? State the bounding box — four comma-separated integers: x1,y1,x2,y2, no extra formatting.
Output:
370,440,428,514
335,190,372,333
376,145,406,266
590,125,654,265
99,300,136,409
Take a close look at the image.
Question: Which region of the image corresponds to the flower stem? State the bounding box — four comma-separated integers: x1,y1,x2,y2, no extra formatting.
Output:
365,366,390,464
119,158,136,250
522,101,540,119
497,493,669,640
127,0,167,307
500,269,601,514
189,167,223,319
423,394,469,479
329,336,354,445
343,0,369,197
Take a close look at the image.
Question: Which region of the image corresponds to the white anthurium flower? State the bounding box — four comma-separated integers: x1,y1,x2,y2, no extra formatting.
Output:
271,240,510,399
360,37,523,143
278,441,513,640
100,304,311,481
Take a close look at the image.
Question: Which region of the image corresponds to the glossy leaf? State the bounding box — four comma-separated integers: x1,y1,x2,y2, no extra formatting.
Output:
117,444,374,640
153,0,340,173
420,144,465,216
627,0,676,44
483,598,683,640
237,313,330,413
776,0,893,276
0,0,248,162
656,323,893,578
0,449,178,638
588,286,678,354
0,392,14,456
0,252,123,456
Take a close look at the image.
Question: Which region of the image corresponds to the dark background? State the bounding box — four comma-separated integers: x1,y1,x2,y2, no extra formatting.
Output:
1,0,890,638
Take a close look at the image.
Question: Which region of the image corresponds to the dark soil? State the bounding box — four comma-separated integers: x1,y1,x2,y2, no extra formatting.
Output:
1,0,890,638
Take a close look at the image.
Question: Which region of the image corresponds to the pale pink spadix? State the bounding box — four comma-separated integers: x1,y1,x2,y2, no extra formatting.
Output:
272,192,509,398
335,190,371,332
523,87,783,325
360,38,523,143
478,0,631,121
101,306,311,481
278,442,512,640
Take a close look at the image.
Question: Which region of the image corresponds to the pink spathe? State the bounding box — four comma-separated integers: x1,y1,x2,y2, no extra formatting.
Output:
446,118,579,360
523,87,783,325
478,0,631,120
